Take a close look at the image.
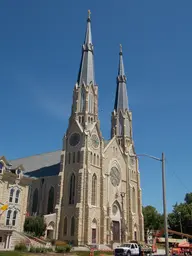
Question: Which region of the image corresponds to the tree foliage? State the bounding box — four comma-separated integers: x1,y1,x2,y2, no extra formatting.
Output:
142,193,192,241
168,193,192,236
142,205,164,242
24,216,46,237
143,205,164,231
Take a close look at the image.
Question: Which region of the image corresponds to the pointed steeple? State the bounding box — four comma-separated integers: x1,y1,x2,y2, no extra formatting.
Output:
114,44,129,111
77,10,95,86
111,45,132,142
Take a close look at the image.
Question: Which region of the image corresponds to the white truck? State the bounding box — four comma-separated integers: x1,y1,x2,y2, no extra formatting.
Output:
114,243,140,256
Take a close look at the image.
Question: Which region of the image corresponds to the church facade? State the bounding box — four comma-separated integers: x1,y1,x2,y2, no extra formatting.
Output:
10,11,144,246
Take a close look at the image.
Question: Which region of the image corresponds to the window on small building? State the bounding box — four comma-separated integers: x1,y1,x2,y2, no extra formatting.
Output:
6,210,12,226
0,162,4,173
69,174,75,204
91,174,97,205
15,190,20,204
32,188,38,214
71,216,75,236
12,210,17,226
47,186,54,214
64,217,67,236
9,188,14,203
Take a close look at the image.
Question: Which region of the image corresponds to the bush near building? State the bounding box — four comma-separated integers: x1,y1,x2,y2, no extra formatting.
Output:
24,216,46,237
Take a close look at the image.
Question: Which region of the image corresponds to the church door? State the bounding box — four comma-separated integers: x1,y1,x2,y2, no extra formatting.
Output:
113,221,120,242
92,228,96,244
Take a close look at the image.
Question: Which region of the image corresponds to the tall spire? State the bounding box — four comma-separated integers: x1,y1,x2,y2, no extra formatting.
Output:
77,10,95,86
114,44,129,111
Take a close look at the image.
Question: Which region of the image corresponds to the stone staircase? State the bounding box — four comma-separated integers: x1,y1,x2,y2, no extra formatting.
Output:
11,230,32,250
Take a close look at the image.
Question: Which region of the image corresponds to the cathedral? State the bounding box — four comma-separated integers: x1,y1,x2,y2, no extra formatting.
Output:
10,11,144,247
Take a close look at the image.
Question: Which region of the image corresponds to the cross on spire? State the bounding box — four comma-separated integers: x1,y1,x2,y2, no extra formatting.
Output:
88,9,91,20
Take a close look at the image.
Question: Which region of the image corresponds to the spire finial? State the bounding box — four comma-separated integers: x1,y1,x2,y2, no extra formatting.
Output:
88,10,91,20
120,44,123,55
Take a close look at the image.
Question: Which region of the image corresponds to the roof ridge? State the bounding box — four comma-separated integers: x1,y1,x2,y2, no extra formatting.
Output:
10,149,61,161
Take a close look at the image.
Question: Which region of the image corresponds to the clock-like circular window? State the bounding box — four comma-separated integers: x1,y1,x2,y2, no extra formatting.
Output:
91,134,100,149
69,133,80,147
110,166,121,187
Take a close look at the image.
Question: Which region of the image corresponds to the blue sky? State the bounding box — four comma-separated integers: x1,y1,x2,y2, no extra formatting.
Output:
1,0,192,213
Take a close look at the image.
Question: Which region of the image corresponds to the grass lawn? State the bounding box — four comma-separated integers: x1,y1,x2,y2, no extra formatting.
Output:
0,252,113,256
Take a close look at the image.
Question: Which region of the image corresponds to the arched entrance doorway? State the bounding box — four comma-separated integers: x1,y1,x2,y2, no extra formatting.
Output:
111,201,121,243
91,219,97,244
46,221,55,239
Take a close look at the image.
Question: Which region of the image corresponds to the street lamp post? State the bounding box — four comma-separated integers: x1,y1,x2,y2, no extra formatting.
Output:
120,192,126,244
178,212,183,238
132,152,169,256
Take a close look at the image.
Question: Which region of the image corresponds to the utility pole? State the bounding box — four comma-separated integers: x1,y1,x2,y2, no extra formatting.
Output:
178,212,183,238
131,152,169,256
162,153,169,256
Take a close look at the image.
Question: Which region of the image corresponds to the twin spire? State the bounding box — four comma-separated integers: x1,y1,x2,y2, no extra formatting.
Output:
77,10,95,87
77,11,129,112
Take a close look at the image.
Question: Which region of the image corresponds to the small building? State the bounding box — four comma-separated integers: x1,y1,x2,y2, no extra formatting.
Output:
0,156,33,250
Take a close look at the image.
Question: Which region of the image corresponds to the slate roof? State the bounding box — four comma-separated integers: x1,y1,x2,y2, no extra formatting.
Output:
10,150,61,178
114,45,129,111
77,11,95,86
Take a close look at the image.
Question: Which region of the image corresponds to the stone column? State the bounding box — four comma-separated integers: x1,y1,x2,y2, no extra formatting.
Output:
5,235,9,249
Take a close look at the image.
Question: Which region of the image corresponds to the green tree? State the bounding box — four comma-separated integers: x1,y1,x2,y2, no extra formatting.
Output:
185,193,192,205
24,216,46,237
168,201,192,236
142,205,164,242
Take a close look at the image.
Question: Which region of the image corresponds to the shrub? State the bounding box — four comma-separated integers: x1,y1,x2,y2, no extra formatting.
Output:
65,244,72,252
35,247,41,253
55,246,66,253
24,216,46,237
29,246,36,253
14,242,28,252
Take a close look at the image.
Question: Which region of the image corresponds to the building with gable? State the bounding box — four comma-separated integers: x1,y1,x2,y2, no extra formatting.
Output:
0,156,32,250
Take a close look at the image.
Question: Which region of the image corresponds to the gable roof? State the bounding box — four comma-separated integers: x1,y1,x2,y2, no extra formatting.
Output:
10,150,61,177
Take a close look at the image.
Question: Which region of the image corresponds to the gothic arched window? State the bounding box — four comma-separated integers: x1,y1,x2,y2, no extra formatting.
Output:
6,210,12,226
12,210,17,226
91,174,97,205
71,216,75,236
69,174,75,204
9,188,14,203
64,217,67,236
73,152,75,163
68,153,71,164
93,153,96,165
97,155,99,166
77,151,80,163
90,152,93,163
80,89,85,112
47,186,54,214
132,187,136,213
15,189,20,203
88,94,94,113
32,188,38,214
